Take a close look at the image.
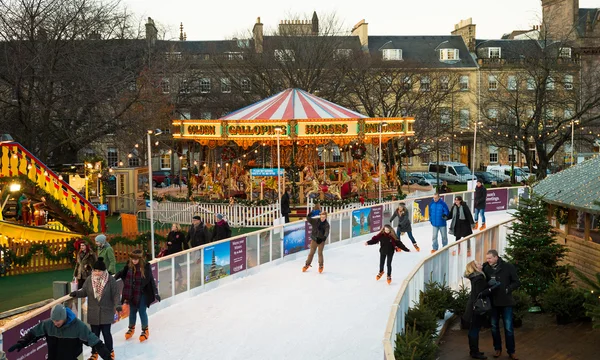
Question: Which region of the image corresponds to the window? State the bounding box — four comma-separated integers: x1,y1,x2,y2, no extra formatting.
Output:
459,109,470,128
165,52,182,61
160,153,171,170
200,78,211,93
274,49,295,62
332,146,342,162
107,148,118,167
221,78,231,93
546,77,555,90
559,47,571,59
237,39,250,48
488,75,498,91
488,47,501,59
507,109,517,124
488,108,498,126
526,108,535,120
179,110,191,120
440,76,449,90
225,52,243,60
382,49,402,61
564,75,573,90
402,76,412,90
380,75,392,87
564,108,574,120
508,153,517,162
459,75,469,91
439,49,459,61
179,79,190,94
440,107,451,124
161,78,170,94
420,76,430,92
334,49,352,59
545,109,555,127
529,146,537,162
507,75,517,91
200,112,212,120
241,78,251,93
489,146,499,163
527,77,536,90
129,157,140,167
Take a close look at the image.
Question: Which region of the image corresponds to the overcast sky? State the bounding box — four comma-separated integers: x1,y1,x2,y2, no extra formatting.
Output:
122,0,598,41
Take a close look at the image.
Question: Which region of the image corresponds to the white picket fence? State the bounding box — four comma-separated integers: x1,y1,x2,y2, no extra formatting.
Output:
150,201,280,228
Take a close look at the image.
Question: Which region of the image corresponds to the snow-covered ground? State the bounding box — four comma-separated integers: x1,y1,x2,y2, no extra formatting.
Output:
108,212,512,360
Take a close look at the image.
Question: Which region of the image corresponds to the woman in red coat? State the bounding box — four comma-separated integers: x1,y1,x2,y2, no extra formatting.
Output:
365,225,410,284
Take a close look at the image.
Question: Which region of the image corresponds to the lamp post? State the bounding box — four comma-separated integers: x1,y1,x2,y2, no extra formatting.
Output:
84,163,93,201
1,183,21,213
570,119,578,166
379,122,388,203
147,129,163,259
274,126,283,210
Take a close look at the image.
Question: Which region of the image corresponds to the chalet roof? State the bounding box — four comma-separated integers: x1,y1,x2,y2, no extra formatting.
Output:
533,156,600,214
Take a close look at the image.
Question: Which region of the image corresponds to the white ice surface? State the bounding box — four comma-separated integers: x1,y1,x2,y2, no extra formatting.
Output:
106,212,512,360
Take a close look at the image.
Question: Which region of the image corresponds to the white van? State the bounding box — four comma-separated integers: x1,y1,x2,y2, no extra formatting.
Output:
427,162,476,184
486,165,528,182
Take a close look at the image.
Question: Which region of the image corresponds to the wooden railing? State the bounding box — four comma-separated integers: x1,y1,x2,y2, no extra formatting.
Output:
0,142,106,233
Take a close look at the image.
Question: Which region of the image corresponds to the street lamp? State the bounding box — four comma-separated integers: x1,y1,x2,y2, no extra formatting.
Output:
570,119,579,167
1,183,21,214
147,128,163,259
274,126,283,209
379,121,388,203
84,162,93,201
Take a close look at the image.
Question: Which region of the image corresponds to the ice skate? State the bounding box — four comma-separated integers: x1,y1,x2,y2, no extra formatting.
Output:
139,327,149,342
473,223,478,230
111,350,115,360
430,250,437,254
387,276,392,285
376,271,384,280
479,223,486,230
318,265,323,273
302,265,311,272
125,325,135,340
413,243,420,252
87,353,98,360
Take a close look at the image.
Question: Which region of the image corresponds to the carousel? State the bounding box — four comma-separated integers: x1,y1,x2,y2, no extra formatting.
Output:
172,88,415,203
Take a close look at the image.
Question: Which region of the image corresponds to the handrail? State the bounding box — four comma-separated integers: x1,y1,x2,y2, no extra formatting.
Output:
0,142,105,232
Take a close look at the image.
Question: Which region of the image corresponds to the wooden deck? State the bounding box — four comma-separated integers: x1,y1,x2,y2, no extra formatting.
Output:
437,314,599,359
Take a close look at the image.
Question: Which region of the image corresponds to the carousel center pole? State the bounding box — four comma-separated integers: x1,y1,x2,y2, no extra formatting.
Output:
379,122,388,203
275,127,282,213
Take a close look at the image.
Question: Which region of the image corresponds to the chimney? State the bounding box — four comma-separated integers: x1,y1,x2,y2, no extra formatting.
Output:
311,11,319,35
252,17,263,54
145,17,158,47
351,19,369,50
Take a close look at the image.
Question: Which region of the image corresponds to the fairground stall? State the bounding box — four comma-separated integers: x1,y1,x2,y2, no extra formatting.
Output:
172,88,415,204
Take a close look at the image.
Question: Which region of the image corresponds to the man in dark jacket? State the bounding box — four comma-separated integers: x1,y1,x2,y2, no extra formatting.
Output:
302,212,330,273
187,215,207,248
8,304,112,360
483,250,521,360
473,179,487,230
212,214,232,242
281,187,291,223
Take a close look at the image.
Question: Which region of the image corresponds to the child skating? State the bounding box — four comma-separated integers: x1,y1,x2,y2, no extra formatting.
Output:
390,202,420,251
365,225,410,284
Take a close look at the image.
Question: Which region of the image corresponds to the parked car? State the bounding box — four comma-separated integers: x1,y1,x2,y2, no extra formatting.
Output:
152,171,187,187
408,172,437,186
474,171,503,184
427,162,476,184
486,165,528,182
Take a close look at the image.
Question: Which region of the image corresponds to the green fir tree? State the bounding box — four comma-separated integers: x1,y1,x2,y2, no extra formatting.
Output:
573,269,600,329
504,195,568,304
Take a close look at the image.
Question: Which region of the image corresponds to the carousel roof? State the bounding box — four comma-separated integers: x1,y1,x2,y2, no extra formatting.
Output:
219,88,367,121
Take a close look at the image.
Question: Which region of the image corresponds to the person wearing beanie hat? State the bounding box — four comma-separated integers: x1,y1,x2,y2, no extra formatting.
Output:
95,234,116,275
115,249,160,343
70,257,119,360
8,304,112,359
187,215,207,248
211,213,231,242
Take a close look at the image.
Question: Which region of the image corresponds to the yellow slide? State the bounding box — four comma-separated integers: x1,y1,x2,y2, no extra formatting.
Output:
0,220,82,246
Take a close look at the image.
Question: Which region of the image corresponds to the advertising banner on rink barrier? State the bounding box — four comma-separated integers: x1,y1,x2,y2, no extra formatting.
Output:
412,196,436,224
352,207,372,237
230,237,247,274
2,308,51,360
369,205,383,233
282,221,308,256
203,242,231,284
486,188,508,212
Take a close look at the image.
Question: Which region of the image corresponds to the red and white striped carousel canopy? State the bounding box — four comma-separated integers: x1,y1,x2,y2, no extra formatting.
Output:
219,88,367,121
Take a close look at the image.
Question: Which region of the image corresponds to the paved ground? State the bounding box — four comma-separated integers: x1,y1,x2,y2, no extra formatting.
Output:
437,313,599,360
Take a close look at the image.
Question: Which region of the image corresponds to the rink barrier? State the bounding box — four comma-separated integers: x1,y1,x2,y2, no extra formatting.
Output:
381,218,516,359
0,186,524,357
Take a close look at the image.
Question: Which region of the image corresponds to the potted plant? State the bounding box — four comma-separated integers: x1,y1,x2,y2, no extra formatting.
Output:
448,284,470,329
542,275,586,325
419,274,454,319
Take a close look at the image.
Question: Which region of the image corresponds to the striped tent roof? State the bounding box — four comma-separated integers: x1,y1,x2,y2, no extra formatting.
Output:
219,88,366,121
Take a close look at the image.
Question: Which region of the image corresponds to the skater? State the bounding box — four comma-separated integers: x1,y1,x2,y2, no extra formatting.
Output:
302,211,330,273
389,203,420,251
69,257,120,360
365,224,409,284
307,203,321,217
429,193,450,254
473,179,487,230
463,260,497,359
212,214,232,242
187,215,207,248
7,304,112,360
281,186,291,223
448,196,475,241
114,249,160,343
95,234,116,275
74,241,97,289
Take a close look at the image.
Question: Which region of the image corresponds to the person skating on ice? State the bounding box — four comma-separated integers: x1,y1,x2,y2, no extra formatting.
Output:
302,211,330,273
365,224,410,284
389,202,420,252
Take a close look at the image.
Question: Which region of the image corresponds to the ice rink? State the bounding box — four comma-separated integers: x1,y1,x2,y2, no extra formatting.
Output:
106,212,512,360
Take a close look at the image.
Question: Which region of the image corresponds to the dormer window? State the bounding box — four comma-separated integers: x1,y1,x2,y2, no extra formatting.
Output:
488,47,501,59
439,49,459,61
559,47,571,59
274,49,295,62
334,49,352,60
382,49,402,61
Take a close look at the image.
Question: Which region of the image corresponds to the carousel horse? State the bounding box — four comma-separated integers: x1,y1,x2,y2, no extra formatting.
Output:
327,182,342,200
305,178,321,198
227,176,240,192
204,173,214,192
302,165,316,182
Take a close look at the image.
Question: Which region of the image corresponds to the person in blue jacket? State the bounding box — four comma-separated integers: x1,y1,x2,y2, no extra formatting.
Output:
429,193,450,253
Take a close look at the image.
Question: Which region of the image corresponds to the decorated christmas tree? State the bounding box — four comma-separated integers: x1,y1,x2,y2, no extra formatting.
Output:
504,194,568,304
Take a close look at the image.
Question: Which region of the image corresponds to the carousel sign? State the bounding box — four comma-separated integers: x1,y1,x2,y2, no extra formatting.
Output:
297,122,358,137
227,123,288,137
